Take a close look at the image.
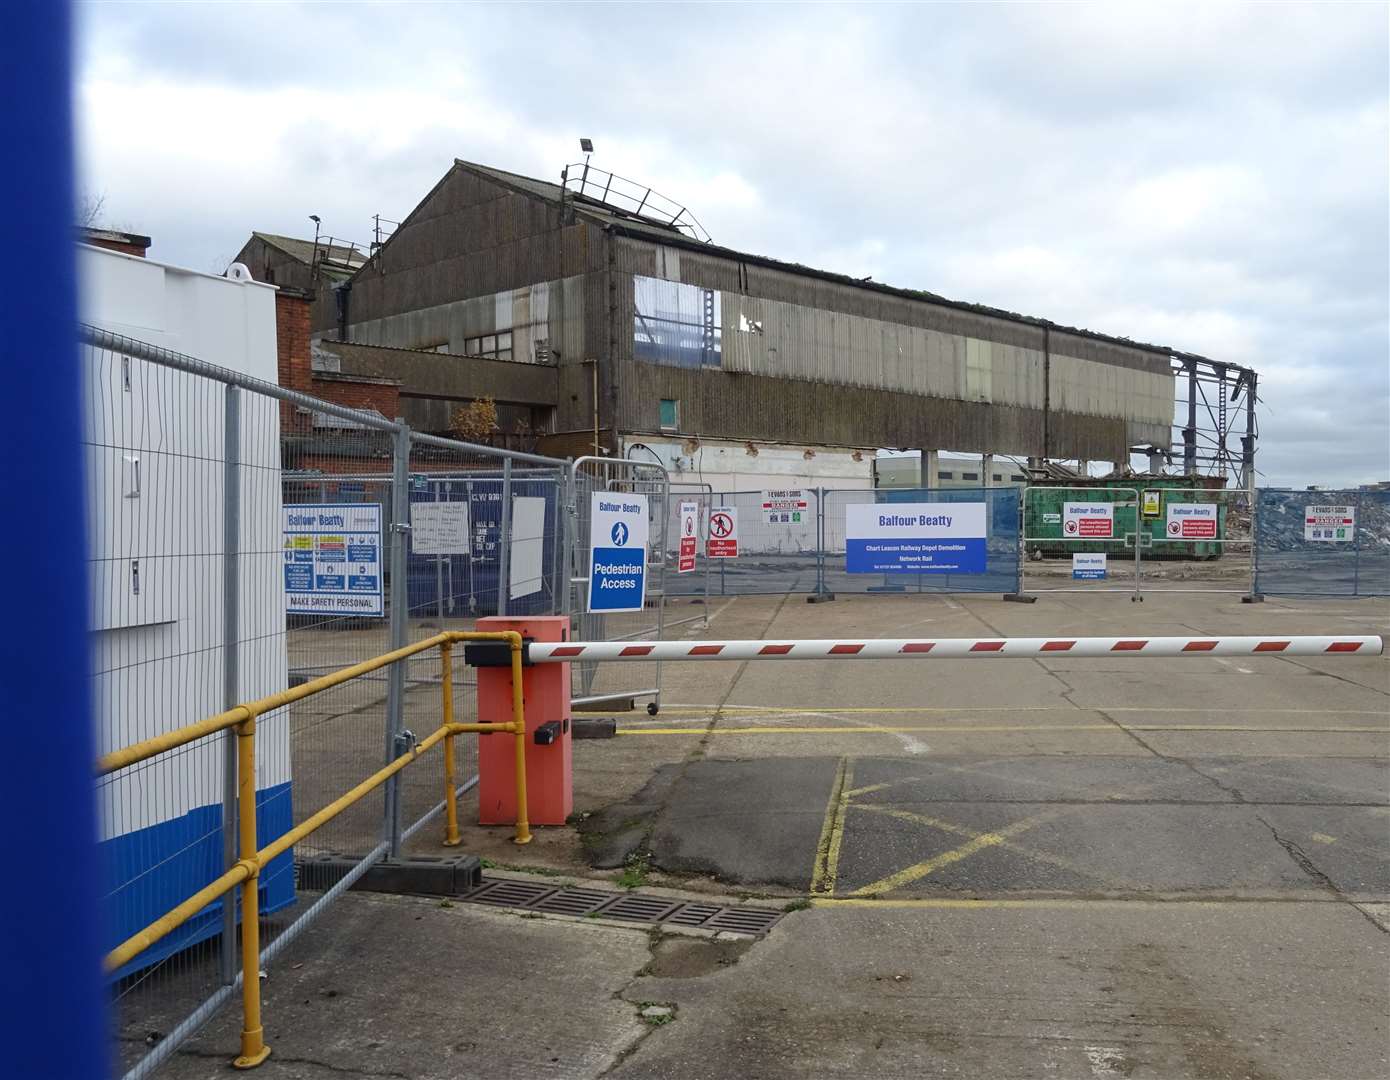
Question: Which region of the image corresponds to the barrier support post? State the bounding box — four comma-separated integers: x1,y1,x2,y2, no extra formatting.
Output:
440,641,461,847
232,713,269,1070
510,632,532,846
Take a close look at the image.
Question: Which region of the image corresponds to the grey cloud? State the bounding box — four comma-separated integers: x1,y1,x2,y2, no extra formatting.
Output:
76,1,1388,487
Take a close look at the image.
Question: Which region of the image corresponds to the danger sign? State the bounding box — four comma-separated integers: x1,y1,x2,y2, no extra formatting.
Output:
1063,503,1114,539
762,488,808,524
1165,502,1218,539
678,501,699,573
707,506,739,558
1304,505,1355,542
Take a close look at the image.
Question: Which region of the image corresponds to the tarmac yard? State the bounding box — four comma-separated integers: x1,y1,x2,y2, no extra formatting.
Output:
161,591,1388,1079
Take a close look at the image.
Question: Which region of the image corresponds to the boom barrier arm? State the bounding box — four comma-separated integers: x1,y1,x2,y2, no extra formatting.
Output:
527,635,1383,663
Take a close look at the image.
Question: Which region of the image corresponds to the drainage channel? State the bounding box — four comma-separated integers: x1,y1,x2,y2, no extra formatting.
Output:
459,877,784,937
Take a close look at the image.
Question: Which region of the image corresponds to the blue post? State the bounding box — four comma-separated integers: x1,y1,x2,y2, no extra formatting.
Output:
0,1,109,1075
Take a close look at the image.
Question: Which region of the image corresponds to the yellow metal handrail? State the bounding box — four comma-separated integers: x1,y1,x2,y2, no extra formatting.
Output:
100,630,531,1069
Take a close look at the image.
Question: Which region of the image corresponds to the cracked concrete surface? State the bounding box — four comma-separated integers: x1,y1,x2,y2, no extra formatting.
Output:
139,592,1388,1078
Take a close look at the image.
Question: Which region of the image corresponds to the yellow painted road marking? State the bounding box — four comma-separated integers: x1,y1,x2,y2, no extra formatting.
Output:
811,897,1353,910
616,724,1387,737
853,803,1102,882
847,804,1080,897
1310,832,1338,844
844,781,912,798
810,757,853,896
653,705,1390,716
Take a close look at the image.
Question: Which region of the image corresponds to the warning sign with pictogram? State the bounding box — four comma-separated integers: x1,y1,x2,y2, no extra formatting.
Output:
678,501,699,573
1165,502,1218,539
707,506,739,558
761,488,808,524
1303,505,1355,542
1063,502,1114,539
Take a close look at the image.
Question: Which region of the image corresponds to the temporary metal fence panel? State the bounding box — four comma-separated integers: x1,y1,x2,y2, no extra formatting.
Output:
822,487,1021,596
565,458,670,713
1254,488,1390,597
1134,486,1253,596
660,482,714,624
1021,486,1141,597
84,324,569,1078
670,488,823,597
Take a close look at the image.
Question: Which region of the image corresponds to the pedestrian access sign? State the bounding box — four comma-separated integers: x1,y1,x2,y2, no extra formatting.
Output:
707,507,739,558
1166,502,1218,539
845,503,987,574
762,489,808,524
1063,502,1114,538
677,501,699,573
1304,505,1355,542
283,503,383,617
588,492,648,612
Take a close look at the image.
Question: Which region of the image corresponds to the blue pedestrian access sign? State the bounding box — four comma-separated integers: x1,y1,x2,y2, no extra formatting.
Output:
845,502,987,574
588,492,649,612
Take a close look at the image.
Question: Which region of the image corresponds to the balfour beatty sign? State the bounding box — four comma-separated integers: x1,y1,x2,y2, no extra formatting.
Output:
1063,503,1114,538
1166,502,1217,539
845,503,987,574
588,493,648,612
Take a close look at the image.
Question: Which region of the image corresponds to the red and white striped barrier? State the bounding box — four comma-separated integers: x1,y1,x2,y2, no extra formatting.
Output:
530,635,1383,663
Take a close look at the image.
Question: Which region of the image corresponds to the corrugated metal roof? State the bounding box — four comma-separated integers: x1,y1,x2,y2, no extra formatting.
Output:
253,231,368,268
449,161,1201,362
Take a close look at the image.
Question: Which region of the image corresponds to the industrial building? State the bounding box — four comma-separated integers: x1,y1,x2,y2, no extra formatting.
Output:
238,158,1256,490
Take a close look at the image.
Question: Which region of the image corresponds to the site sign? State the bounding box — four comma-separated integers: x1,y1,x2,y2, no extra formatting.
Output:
1304,505,1355,542
845,502,987,574
588,492,648,612
762,488,809,524
1072,553,1107,580
1063,503,1114,539
707,507,739,558
283,503,383,617
1166,502,1218,539
678,501,699,573
1141,490,1162,516
411,500,470,554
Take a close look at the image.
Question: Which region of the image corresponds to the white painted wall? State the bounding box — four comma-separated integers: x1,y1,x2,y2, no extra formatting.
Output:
623,435,874,495
80,244,288,838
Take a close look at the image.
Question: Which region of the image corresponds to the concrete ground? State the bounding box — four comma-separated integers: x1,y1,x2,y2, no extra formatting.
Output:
155,590,1389,1078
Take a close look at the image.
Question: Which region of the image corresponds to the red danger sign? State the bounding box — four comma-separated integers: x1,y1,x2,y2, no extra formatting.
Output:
678,501,698,573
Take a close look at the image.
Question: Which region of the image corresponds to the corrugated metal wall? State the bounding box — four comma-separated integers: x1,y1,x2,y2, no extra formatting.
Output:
614,236,1174,459
344,275,592,367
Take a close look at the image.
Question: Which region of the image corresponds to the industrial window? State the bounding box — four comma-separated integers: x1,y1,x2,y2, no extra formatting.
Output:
993,473,1003,482
962,471,979,481
1011,474,1026,482
463,332,513,362
634,276,721,369
938,471,954,480
659,398,679,431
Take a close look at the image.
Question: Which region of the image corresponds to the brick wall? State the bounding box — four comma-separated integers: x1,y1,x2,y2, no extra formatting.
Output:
276,291,399,434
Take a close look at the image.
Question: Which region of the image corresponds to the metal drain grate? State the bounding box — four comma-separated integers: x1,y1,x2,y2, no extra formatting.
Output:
664,902,722,928
534,887,614,916
464,879,557,908
457,877,783,936
706,906,784,935
600,893,685,923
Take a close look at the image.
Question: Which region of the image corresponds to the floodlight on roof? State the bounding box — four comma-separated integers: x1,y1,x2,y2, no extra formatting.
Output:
579,138,594,154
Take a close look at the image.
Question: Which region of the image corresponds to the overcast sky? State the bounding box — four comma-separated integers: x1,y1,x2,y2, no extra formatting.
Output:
76,2,1388,487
